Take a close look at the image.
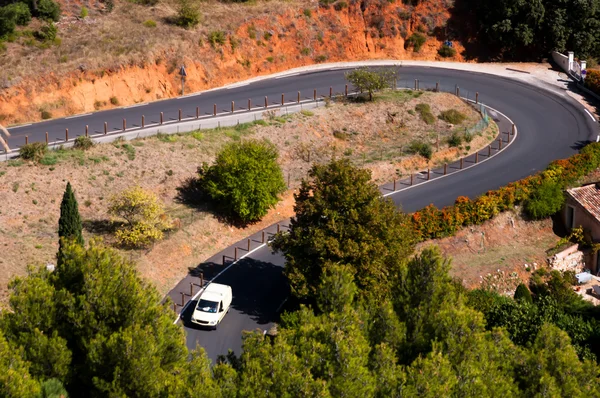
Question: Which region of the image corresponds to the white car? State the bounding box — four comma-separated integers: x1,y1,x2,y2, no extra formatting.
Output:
191,283,233,329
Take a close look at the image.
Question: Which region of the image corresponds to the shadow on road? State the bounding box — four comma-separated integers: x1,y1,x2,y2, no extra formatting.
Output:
181,257,288,328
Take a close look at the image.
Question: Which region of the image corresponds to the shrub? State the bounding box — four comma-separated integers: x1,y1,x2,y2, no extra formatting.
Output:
334,1,348,10
0,6,17,37
109,96,119,105
315,54,327,63
109,186,170,248
524,179,565,219
514,283,533,304
198,139,286,223
174,0,200,29
41,110,52,120
404,32,426,52
415,103,435,124
80,6,88,18
447,131,462,147
143,19,157,28
300,47,310,56
263,31,272,41
20,142,48,162
4,3,31,26
584,69,600,96
407,141,432,160
208,30,226,48
439,109,467,124
34,23,57,42
73,136,94,151
303,8,312,17
438,44,456,58
266,56,274,63
36,0,61,21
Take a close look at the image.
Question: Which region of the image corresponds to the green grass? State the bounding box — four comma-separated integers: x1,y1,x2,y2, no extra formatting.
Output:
121,144,136,160
415,103,436,125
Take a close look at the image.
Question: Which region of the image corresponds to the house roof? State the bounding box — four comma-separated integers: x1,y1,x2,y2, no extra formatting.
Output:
567,183,600,221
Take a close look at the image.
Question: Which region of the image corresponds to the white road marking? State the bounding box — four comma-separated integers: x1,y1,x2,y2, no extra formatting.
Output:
275,73,299,79
65,113,92,119
123,103,147,109
9,123,31,129
226,83,250,89
173,242,267,324
584,108,596,121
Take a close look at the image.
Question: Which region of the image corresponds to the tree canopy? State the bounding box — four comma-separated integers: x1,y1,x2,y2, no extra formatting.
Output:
345,67,396,100
271,159,416,301
198,139,286,224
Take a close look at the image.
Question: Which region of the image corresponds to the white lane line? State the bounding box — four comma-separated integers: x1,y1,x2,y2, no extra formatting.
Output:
65,113,92,119
584,108,596,122
9,123,31,129
382,102,517,198
123,103,147,109
226,83,250,89
173,242,268,324
275,73,300,79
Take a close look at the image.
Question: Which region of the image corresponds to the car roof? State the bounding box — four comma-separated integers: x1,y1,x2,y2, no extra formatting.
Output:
204,283,231,296
199,291,222,303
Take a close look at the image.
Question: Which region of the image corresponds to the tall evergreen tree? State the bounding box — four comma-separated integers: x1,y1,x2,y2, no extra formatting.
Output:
57,182,83,262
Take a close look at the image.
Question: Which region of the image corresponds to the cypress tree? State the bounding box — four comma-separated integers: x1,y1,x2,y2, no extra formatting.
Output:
58,182,83,261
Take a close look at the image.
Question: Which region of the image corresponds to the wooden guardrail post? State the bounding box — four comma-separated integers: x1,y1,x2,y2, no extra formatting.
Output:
297,91,300,103
313,89,317,101
329,87,332,98
410,174,413,185
178,109,182,121
213,104,217,116
65,129,69,141
248,99,251,110
488,145,492,156
85,125,89,137
141,115,145,128
45,132,48,144
264,96,268,108
476,92,479,104
436,82,439,92
104,122,108,134
196,107,200,118
122,119,126,131
444,163,447,175
460,158,463,169
345,84,348,96
160,112,164,124
25,136,28,145
281,93,284,105
231,101,235,113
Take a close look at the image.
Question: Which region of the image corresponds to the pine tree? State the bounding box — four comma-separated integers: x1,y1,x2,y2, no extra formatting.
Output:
514,283,533,304
58,182,83,262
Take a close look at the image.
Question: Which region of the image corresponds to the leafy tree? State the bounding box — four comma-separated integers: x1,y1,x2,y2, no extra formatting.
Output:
34,0,60,21
1,240,203,396
393,246,457,362
514,283,533,304
198,139,286,223
40,378,68,398
345,67,396,100
519,324,600,397
272,159,416,301
524,179,564,219
3,2,30,25
403,351,457,397
0,330,41,396
58,182,84,263
316,262,357,313
109,186,171,247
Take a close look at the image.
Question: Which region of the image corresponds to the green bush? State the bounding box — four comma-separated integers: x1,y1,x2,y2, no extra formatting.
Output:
35,0,61,21
0,6,17,37
40,110,52,119
303,8,312,17
524,179,565,219
438,44,456,58
447,131,462,147
439,109,467,124
5,3,31,25
174,0,200,29
110,96,119,105
405,32,426,52
143,19,156,28
198,139,286,223
80,6,88,18
407,141,432,160
208,30,226,48
20,142,48,162
514,283,533,304
74,136,94,151
415,103,435,124
34,23,57,42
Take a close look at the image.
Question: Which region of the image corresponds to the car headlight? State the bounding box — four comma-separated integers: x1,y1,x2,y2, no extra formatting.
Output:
209,320,216,324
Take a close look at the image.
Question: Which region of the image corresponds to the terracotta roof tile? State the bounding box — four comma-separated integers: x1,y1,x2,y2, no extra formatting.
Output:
567,184,600,221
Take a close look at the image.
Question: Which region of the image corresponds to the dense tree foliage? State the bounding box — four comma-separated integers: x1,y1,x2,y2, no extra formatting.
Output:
198,139,286,223
460,0,600,60
272,159,416,301
0,241,202,396
0,0,59,41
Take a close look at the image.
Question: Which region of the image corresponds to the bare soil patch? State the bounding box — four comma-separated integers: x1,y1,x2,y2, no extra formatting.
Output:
418,210,561,294
0,91,494,306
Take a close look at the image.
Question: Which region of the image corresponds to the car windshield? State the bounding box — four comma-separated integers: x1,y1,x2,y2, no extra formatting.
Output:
196,299,218,313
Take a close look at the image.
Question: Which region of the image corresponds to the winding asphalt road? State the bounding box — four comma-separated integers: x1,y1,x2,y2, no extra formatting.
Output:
9,65,596,362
